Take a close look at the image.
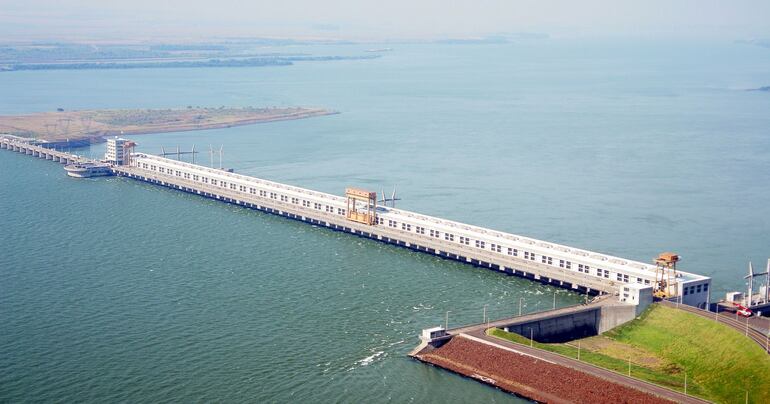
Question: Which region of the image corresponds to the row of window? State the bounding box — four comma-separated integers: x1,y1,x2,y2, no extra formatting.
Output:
377,213,651,285
142,160,653,286
143,161,347,217
683,283,708,295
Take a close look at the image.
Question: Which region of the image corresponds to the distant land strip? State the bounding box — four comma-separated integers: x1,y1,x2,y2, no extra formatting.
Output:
0,107,337,145
0,55,379,72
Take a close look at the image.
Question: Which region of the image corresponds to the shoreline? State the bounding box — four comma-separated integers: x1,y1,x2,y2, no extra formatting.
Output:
0,107,337,147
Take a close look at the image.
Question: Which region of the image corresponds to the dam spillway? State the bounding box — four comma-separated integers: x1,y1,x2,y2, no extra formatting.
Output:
1,135,712,307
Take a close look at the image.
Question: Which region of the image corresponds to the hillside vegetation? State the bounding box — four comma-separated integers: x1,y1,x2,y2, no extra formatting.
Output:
490,304,770,403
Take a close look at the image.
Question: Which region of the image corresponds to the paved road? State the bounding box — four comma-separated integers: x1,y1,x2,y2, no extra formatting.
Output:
447,295,613,336
467,329,710,404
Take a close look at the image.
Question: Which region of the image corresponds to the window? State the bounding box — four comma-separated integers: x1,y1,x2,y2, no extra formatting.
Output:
402,223,412,231
490,243,502,253
623,274,629,283
696,285,702,293
202,177,208,184
459,236,470,245
388,220,397,228
270,192,277,199
292,198,299,204
524,251,531,260
302,200,310,207
445,233,455,242
475,240,486,249
617,273,623,281
703,284,709,292
337,207,345,215
211,179,218,186
544,256,554,265
508,248,518,256
377,217,384,225
192,175,199,181
239,185,246,192
325,205,333,212
260,190,267,197
220,181,227,188
596,268,602,277
314,203,322,210
603,270,610,278
415,226,425,235
644,279,651,285
230,183,236,190
430,229,438,237
684,288,689,296
636,277,643,284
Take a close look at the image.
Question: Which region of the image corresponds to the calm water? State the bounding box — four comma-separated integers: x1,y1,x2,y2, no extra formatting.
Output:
1,39,770,402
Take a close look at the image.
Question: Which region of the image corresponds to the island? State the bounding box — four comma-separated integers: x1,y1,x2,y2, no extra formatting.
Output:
0,107,336,146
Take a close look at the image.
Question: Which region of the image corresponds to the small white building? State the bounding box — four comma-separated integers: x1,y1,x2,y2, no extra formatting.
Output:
619,283,654,315
105,137,130,165
421,327,448,342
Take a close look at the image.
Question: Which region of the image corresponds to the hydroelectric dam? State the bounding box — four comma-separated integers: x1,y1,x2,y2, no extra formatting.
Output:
1,135,713,309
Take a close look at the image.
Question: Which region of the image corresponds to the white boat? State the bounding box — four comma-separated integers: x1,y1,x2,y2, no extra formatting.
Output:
64,162,113,178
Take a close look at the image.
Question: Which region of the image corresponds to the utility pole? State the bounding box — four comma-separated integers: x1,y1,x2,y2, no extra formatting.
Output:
628,356,631,377
684,372,687,396
577,340,581,361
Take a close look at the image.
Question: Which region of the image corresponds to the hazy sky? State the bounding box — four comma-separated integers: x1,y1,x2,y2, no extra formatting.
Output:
1,0,769,42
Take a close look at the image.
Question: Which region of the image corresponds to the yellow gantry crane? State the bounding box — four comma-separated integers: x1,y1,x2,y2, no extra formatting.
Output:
654,252,679,299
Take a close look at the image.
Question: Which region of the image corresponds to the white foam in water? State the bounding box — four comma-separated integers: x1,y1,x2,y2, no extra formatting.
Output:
356,351,385,367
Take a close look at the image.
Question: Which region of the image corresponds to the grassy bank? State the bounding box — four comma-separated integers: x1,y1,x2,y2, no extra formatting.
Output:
489,304,770,403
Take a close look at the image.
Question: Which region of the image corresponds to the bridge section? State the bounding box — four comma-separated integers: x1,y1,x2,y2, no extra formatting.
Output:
0,136,92,165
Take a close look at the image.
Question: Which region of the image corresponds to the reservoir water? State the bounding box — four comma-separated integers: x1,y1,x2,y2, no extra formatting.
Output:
1,39,770,402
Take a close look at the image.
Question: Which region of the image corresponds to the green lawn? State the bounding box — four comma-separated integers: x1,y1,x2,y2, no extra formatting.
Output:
489,304,770,403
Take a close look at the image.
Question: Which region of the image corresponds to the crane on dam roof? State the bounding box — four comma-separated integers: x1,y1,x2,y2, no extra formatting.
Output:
654,252,679,299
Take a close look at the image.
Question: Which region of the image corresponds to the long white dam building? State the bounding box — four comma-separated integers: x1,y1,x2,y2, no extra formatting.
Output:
1,135,712,308
118,148,711,308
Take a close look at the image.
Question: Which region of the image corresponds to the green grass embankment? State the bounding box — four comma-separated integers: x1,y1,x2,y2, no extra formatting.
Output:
489,304,770,403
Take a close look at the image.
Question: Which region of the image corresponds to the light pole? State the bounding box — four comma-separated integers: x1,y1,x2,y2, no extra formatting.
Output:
519,297,524,316
445,311,451,330
483,304,489,323
628,356,631,377
577,340,581,361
